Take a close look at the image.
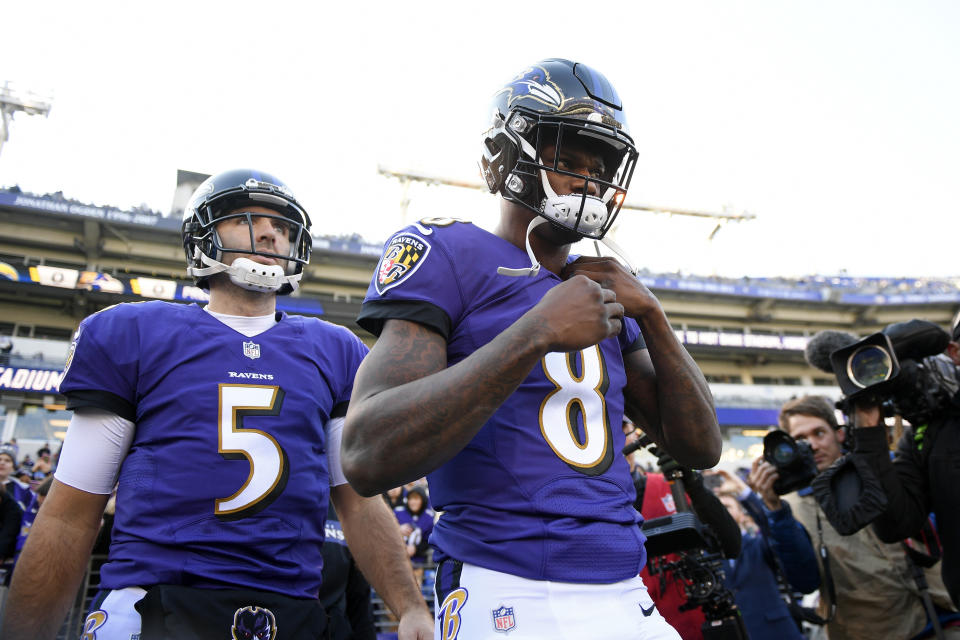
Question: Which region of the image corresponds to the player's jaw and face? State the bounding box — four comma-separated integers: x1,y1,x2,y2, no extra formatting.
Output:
785,414,845,471
539,140,605,199
214,205,293,272
530,138,610,246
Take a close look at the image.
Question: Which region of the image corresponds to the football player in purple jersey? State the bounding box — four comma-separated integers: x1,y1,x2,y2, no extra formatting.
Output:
2,170,432,640
344,60,721,639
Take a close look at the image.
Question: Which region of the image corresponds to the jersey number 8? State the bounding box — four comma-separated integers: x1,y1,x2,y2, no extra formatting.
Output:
539,346,615,476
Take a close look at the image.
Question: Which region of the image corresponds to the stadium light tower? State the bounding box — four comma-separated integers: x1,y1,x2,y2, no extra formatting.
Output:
0,81,53,159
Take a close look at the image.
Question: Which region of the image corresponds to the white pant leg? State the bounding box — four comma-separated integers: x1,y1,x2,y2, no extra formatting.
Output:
434,562,679,640
80,587,145,640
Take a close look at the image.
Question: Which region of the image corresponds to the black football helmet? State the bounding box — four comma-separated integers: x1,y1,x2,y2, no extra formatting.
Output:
480,59,638,242
181,169,312,295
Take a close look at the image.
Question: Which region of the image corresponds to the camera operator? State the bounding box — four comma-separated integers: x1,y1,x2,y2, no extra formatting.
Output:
777,395,958,640
625,420,742,639
850,314,960,608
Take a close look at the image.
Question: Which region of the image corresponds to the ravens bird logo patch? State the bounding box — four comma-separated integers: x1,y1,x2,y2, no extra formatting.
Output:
375,232,431,295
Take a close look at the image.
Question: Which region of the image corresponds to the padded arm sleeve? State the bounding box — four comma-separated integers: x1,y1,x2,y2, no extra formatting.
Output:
54,408,135,495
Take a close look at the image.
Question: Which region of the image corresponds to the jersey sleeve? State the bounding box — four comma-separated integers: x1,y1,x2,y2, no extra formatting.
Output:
59,307,141,421
357,226,464,339
330,328,370,415
619,317,646,353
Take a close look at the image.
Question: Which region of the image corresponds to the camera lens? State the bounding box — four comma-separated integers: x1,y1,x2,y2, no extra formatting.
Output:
847,345,894,388
772,441,796,465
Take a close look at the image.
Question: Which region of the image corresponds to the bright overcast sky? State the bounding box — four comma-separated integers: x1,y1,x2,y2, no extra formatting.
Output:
1,1,957,279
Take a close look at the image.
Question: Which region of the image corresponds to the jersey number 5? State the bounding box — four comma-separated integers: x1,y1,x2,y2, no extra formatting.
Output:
539,346,614,476
216,384,290,521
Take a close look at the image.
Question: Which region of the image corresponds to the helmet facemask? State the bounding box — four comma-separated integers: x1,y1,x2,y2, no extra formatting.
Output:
182,175,313,295
484,108,639,277
503,111,637,240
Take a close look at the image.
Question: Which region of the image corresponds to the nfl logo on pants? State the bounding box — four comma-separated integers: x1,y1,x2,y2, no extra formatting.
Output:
492,605,516,633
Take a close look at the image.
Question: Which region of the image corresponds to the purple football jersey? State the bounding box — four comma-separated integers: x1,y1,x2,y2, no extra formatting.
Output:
358,221,647,583
59,301,368,598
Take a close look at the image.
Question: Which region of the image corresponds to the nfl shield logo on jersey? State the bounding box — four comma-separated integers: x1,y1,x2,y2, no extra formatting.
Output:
243,341,261,360
491,605,516,633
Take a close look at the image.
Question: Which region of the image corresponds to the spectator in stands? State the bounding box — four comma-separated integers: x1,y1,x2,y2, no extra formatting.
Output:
18,453,33,472
0,445,31,511
14,468,33,490
395,486,434,570
13,475,52,565
32,447,52,477
1,483,24,584
777,395,958,640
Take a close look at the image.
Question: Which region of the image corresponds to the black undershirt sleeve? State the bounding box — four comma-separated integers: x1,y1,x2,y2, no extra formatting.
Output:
357,299,451,340
64,389,136,423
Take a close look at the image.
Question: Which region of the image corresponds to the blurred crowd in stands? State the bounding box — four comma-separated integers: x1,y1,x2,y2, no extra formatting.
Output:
0,441,56,584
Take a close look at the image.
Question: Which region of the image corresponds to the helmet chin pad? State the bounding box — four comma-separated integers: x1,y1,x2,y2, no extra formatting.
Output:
541,193,609,236
227,257,287,293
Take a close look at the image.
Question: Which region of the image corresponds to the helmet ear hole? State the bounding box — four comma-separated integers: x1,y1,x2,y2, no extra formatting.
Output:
506,174,529,197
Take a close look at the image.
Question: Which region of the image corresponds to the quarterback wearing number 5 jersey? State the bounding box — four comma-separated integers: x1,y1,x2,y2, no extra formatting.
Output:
1,169,433,640
345,60,720,639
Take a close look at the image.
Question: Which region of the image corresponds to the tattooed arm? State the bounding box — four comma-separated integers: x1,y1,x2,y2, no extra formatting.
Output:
563,257,721,468
342,275,624,496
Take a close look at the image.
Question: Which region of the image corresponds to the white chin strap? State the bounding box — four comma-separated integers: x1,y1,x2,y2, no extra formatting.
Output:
497,217,548,277
593,236,638,277
189,253,301,293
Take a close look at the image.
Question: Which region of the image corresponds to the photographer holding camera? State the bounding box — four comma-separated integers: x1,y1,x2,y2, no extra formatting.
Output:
774,395,958,640
848,315,960,609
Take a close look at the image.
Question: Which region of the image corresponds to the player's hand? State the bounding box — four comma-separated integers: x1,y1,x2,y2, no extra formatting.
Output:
397,606,434,640
561,256,661,319
748,458,783,511
525,275,623,352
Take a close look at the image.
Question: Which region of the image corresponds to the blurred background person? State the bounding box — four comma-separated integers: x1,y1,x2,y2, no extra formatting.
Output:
319,504,376,640
394,486,435,585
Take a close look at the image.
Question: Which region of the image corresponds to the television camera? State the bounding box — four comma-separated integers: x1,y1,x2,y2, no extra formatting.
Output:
624,435,749,639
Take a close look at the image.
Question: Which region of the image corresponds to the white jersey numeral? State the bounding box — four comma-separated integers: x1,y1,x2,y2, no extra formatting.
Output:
539,346,614,476
215,384,289,520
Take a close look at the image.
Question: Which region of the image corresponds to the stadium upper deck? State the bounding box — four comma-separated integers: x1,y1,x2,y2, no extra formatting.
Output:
1,188,958,372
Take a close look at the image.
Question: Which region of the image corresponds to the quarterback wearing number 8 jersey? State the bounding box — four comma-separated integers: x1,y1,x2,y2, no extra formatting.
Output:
345,60,721,639
2,169,434,640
